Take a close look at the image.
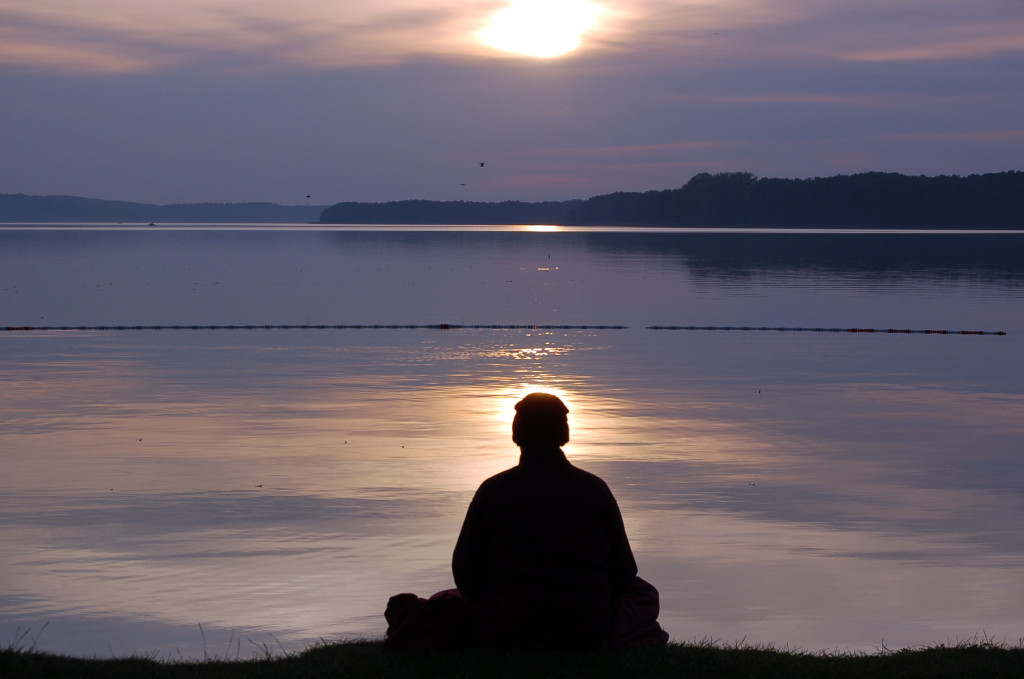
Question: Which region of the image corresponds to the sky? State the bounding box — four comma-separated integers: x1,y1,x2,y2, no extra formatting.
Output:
1,0,1022,205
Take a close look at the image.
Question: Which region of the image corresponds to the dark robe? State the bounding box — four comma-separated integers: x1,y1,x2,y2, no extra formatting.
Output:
451,446,645,648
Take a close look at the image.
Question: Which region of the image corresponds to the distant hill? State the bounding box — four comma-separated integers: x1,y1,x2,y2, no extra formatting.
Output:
565,171,1024,228
7,171,1023,227
318,199,582,225
0,194,326,223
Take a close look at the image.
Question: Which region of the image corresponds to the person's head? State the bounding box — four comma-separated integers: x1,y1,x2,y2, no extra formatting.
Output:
511,392,569,448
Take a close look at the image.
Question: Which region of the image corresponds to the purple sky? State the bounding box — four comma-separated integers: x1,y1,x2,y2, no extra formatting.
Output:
1,0,1022,205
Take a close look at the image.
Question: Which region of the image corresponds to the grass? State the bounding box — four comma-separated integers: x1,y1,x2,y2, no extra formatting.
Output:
3,635,1023,679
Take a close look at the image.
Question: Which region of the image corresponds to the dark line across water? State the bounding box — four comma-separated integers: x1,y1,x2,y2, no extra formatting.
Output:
1,324,1007,335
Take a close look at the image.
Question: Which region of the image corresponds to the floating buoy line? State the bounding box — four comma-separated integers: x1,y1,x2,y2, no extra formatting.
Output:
1,324,1006,335
2,324,625,331
647,326,1007,335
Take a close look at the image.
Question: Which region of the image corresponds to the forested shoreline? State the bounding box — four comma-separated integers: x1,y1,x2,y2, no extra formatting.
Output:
4,172,1021,227
563,171,1024,228
318,199,582,225
318,171,1022,227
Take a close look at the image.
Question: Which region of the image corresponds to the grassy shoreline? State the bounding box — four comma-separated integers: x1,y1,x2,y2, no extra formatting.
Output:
4,638,1023,678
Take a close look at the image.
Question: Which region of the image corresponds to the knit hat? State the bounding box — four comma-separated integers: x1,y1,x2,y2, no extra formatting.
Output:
512,393,569,447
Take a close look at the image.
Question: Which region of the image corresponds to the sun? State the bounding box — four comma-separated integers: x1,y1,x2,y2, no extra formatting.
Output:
480,0,604,58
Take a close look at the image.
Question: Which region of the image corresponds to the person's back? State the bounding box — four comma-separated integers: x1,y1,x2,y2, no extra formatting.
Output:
453,442,637,647
384,392,668,650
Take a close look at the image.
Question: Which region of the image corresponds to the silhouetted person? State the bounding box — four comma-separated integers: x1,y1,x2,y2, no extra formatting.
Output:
384,393,668,649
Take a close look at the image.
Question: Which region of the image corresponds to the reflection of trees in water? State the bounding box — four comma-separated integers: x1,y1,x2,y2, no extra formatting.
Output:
320,229,1024,285
580,232,1024,286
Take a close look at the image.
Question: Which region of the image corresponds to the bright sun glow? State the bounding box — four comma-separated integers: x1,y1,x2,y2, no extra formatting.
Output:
480,0,604,58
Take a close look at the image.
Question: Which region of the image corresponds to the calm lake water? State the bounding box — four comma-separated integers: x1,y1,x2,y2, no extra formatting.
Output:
2,226,1022,658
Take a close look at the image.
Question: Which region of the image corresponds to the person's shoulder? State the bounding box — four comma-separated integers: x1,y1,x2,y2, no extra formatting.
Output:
566,463,614,492
476,466,521,490
469,467,528,508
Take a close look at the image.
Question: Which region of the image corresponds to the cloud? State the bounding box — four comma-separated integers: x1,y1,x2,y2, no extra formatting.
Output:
840,32,1024,63
4,0,1023,76
526,140,724,157
0,21,176,74
0,0,850,75
0,1,503,74
606,0,1024,66
0,0,674,74
802,4,1024,64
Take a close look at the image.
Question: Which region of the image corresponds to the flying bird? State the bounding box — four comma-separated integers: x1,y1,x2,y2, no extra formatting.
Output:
479,162,485,167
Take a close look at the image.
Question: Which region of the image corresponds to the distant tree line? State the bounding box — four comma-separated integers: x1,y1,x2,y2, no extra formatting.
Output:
565,171,1024,228
7,171,1022,227
0,194,325,223
319,172,1022,228
319,199,581,225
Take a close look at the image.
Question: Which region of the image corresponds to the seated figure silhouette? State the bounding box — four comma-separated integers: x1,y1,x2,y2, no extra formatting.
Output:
384,393,668,649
